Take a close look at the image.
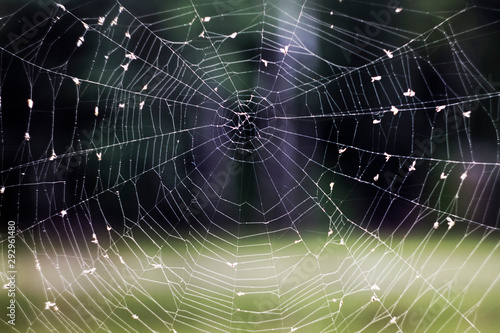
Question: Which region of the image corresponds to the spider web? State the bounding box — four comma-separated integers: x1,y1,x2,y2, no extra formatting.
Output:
1,0,500,332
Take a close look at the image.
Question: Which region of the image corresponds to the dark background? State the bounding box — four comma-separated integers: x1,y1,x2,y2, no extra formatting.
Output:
0,0,499,246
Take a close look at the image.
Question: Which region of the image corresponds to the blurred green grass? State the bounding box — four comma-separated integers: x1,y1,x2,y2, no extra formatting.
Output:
2,231,499,332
